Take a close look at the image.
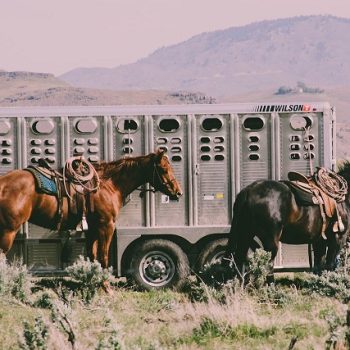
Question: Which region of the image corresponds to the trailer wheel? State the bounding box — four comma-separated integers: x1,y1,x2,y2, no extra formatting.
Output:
127,239,190,291
196,236,263,272
196,238,229,271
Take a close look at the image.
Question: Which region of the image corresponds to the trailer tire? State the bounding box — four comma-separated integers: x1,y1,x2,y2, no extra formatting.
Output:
127,239,190,291
196,236,264,272
196,238,229,272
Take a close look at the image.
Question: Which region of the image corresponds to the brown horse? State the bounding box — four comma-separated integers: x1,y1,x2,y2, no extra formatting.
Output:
0,150,182,269
225,162,350,278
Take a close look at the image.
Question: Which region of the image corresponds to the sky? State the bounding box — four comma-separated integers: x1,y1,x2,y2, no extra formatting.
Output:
1,0,350,76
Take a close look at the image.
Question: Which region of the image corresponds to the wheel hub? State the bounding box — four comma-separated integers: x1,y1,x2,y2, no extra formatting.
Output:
139,251,176,286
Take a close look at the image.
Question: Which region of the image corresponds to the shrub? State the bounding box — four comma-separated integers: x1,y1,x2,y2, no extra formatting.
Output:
65,256,113,303
0,253,32,302
19,316,49,350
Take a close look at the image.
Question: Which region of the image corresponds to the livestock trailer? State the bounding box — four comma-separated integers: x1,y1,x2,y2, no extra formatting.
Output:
0,103,335,289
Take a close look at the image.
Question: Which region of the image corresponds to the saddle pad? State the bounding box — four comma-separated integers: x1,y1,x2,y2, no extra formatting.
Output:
25,167,58,196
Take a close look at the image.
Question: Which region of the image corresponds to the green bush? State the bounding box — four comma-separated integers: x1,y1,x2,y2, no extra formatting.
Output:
0,253,32,302
65,256,113,303
19,316,49,350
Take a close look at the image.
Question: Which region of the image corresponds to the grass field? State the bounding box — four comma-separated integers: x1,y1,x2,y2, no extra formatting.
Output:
1,253,349,350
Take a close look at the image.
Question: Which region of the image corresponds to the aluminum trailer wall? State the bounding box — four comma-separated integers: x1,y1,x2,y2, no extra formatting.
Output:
0,103,335,279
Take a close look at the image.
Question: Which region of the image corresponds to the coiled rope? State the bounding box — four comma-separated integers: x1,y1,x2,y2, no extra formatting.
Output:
313,167,348,202
63,156,100,199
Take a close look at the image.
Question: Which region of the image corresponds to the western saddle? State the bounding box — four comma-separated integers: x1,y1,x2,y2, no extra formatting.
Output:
26,157,100,231
287,167,347,239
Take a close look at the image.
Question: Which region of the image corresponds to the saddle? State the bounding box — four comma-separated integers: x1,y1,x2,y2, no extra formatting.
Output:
286,168,347,239
25,157,100,231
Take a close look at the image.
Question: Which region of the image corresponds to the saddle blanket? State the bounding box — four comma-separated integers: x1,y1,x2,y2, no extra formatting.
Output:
25,166,58,196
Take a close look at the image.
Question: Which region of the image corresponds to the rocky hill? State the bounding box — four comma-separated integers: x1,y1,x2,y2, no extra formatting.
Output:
60,16,350,98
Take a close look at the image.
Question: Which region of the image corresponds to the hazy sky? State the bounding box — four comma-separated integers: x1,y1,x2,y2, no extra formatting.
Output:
1,0,349,76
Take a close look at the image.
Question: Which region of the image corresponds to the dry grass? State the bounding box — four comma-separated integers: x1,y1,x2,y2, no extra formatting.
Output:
0,282,346,350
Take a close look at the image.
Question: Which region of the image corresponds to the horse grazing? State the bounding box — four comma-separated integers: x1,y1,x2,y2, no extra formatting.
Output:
225,162,350,277
0,150,182,270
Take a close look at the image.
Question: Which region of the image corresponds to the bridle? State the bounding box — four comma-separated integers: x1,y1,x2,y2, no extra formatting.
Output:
138,160,177,198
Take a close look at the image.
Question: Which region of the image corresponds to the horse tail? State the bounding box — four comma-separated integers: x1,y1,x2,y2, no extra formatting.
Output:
226,187,252,259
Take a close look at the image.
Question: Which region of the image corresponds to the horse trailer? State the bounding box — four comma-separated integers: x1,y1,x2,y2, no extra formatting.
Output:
0,103,335,289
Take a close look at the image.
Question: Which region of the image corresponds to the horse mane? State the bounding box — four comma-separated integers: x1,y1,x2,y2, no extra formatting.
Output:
337,160,350,184
94,154,153,179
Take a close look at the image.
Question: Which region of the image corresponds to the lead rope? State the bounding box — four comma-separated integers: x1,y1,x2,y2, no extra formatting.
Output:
303,126,314,176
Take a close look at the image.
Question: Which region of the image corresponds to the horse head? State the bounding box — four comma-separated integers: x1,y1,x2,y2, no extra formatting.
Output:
150,149,182,201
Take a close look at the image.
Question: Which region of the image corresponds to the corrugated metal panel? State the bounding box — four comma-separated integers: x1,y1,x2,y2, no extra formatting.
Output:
27,241,61,271
195,114,231,225
152,114,190,226
0,117,20,173
278,112,324,180
111,115,147,227
238,113,272,188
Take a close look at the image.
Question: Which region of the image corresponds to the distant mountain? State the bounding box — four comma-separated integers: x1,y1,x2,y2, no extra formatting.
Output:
0,71,215,106
60,15,350,97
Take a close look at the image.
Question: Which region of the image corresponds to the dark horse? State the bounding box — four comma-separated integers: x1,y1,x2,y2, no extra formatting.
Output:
225,162,350,276
0,150,182,270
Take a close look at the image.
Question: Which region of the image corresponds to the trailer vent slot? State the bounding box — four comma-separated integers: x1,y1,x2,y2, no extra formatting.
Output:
122,137,133,145
213,136,224,143
171,155,182,162
304,152,315,160
290,135,300,142
159,119,180,132
215,154,225,161
200,146,211,152
201,155,211,161
171,146,181,153
248,144,259,152
249,154,260,161
32,120,55,134
202,118,223,131
243,117,264,131
157,137,168,144
123,146,133,154
158,146,168,152
116,119,138,133
290,115,313,130
214,146,225,152
200,137,211,143
304,135,314,142
290,153,301,160
75,119,97,134
249,135,260,142
0,121,10,135
170,137,181,144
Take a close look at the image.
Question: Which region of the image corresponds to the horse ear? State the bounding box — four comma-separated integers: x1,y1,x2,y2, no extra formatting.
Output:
155,149,165,162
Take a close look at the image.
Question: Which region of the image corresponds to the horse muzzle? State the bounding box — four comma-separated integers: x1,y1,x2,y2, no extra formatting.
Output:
170,191,183,201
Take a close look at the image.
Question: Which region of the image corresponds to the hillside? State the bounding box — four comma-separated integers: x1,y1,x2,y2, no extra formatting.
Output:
60,16,350,98
0,71,215,106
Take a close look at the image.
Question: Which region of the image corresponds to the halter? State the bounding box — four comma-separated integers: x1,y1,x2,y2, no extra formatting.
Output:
137,159,177,198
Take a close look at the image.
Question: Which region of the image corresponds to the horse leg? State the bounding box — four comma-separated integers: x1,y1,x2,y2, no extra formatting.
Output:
96,221,115,294
0,230,18,254
260,226,282,284
326,233,345,271
312,238,327,274
85,226,98,261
